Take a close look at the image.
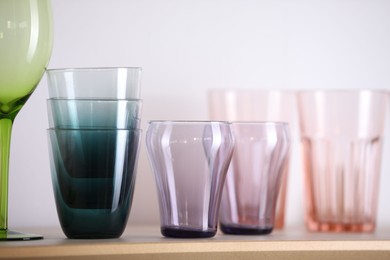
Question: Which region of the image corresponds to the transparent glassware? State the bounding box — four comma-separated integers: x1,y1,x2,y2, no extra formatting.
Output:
219,122,290,235
0,0,53,240
208,89,297,229
146,121,234,238
46,67,142,99
47,128,142,239
46,67,144,238
297,90,388,232
47,99,142,129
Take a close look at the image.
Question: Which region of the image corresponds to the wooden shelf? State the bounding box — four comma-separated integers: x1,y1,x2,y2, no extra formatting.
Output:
1,226,390,259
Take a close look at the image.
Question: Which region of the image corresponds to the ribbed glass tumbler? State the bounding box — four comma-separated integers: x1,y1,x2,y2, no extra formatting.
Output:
297,90,388,232
146,121,234,238
208,89,297,229
219,122,290,235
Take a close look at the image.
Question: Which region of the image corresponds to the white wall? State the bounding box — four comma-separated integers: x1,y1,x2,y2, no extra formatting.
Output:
8,0,390,229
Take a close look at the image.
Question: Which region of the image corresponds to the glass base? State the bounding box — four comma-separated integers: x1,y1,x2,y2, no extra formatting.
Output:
0,230,43,241
161,226,216,238
220,223,273,235
306,220,375,233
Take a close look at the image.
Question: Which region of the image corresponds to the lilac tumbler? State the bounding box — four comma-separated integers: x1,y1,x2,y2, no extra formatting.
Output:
220,122,290,235
146,121,234,238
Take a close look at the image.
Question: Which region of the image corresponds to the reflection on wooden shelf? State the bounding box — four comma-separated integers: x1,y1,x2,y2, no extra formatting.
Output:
0,225,390,260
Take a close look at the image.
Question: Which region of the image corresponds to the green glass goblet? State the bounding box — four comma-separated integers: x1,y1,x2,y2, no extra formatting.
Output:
0,0,53,240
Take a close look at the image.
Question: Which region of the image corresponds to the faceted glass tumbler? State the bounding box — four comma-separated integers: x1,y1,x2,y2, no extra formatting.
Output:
47,99,142,129
47,128,142,238
220,122,290,235
46,67,142,99
146,121,234,238
297,90,388,232
208,89,297,229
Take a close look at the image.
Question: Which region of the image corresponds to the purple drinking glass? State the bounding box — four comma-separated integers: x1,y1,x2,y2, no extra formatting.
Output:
146,121,234,238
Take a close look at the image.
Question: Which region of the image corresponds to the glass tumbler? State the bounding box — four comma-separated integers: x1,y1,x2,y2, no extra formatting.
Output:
297,90,388,232
46,67,142,99
47,99,142,129
47,128,142,238
208,89,297,229
146,121,234,238
220,122,290,235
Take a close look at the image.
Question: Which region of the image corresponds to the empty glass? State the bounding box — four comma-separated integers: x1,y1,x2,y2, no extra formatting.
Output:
146,121,234,238
220,122,290,235
46,67,144,239
297,89,388,232
208,89,297,229
46,67,142,99
47,99,142,129
47,128,142,238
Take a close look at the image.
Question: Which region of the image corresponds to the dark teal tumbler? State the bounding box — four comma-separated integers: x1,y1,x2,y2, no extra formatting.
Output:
47,128,141,239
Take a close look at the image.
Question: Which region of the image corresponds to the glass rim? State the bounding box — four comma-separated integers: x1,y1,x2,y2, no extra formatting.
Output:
46,67,142,73
208,88,296,94
148,120,231,125
208,88,390,95
296,89,389,94
46,98,143,102
230,121,289,126
47,128,143,132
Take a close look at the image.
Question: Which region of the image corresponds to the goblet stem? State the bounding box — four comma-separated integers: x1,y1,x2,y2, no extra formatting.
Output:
0,118,12,231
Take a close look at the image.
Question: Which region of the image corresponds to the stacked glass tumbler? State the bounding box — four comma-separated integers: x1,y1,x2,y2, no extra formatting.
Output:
46,68,143,239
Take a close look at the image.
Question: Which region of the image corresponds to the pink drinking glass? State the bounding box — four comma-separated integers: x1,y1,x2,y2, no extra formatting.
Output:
208,89,297,229
297,90,388,232
219,122,290,235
